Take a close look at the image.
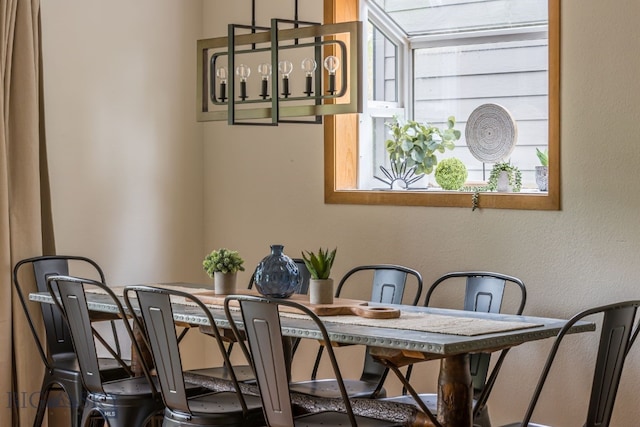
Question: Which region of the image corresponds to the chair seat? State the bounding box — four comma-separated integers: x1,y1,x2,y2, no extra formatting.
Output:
290,378,387,399
163,391,264,426
51,352,131,378
500,423,548,427
187,365,255,383
102,375,159,396
187,391,262,413
295,410,401,426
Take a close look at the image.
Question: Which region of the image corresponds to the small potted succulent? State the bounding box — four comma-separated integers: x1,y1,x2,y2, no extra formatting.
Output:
302,247,337,305
203,248,245,295
434,157,468,190
535,148,548,191
488,161,522,193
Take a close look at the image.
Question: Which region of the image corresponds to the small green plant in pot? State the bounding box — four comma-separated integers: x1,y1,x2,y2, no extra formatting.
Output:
302,248,337,305
203,248,245,295
434,157,468,190
488,162,522,193
535,148,548,191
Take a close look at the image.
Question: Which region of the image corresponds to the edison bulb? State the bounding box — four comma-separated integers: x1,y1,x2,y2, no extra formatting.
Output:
301,58,317,77
323,56,340,74
278,60,293,78
235,64,251,82
216,66,228,83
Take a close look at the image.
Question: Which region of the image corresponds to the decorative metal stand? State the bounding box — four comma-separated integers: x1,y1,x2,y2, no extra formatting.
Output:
374,162,422,190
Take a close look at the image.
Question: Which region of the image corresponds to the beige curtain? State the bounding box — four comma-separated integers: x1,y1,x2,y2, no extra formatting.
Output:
1,0,55,426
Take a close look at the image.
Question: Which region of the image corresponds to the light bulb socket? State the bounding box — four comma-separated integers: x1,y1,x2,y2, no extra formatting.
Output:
219,82,227,102
328,74,336,95
281,76,290,98
239,81,248,101
261,79,269,100
304,75,313,96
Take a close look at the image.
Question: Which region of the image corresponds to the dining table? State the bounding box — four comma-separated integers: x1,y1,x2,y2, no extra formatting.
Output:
30,282,595,427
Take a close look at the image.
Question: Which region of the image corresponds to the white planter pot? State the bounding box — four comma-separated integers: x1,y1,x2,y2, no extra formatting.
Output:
496,171,513,193
214,271,237,295
309,278,334,305
535,165,548,191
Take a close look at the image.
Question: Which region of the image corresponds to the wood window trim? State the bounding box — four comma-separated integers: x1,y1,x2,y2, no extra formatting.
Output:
323,0,561,210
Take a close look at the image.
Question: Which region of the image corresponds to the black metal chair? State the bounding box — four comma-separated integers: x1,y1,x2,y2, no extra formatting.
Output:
247,257,311,356
383,271,527,427
499,300,640,427
224,294,403,426
290,264,423,399
199,258,311,385
12,256,131,427
124,285,264,427
45,275,164,427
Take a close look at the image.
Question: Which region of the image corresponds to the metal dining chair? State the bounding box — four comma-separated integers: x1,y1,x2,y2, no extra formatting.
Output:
290,264,423,399
200,258,311,385
124,285,264,427
499,300,640,427
247,257,311,356
383,271,527,427
45,275,164,427
224,294,403,426
12,256,131,427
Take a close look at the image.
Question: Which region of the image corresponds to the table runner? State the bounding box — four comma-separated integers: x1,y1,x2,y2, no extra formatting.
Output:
85,284,541,337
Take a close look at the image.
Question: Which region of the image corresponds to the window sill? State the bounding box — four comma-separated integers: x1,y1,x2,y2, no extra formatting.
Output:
324,188,560,210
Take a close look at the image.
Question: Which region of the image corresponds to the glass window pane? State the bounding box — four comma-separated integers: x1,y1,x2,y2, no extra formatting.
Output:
367,20,398,102
371,0,547,36
413,38,548,187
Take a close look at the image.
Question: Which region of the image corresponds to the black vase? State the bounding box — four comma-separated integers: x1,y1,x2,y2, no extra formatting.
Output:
254,244,301,298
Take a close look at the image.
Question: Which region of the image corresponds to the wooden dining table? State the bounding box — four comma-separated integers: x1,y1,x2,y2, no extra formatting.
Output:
30,282,595,427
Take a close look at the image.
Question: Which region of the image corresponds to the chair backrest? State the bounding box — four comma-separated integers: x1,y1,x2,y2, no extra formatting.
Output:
13,256,105,367
224,295,358,427
124,285,249,416
45,276,150,395
335,264,423,305
336,265,423,383
248,258,311,295
519,300,640,427
424,271,527,411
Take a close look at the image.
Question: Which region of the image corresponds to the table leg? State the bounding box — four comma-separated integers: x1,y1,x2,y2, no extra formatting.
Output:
131,316,155,376
438,353,473,427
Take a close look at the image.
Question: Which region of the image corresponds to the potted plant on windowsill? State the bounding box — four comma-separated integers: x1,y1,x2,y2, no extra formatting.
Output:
535,148,548,191
376,116,461,189
488,162,522,193
302,247,337,305
434,157,468,190
203,248,245,295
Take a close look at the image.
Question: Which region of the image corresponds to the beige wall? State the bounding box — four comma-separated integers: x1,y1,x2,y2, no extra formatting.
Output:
41,0,205,285
42,0,640,425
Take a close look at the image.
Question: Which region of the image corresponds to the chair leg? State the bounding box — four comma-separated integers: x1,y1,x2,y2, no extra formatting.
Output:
32,378,51,427
56,378,85,427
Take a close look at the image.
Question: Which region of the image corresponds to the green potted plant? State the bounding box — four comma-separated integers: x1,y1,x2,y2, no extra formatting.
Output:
488,162,522,193
535,148,548,191
434,157,468,190
203,248,245,295
383,116,461,185
302,247,337,305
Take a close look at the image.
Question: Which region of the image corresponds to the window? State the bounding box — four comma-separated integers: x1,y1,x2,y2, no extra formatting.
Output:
324,0,560,210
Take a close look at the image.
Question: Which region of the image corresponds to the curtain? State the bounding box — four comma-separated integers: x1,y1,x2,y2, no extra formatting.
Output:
1,0,55,425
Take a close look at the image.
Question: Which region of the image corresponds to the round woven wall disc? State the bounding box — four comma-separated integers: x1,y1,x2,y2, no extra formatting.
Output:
465,103,517,163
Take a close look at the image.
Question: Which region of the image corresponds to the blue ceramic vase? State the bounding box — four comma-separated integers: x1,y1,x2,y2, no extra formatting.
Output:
254,244,301,298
